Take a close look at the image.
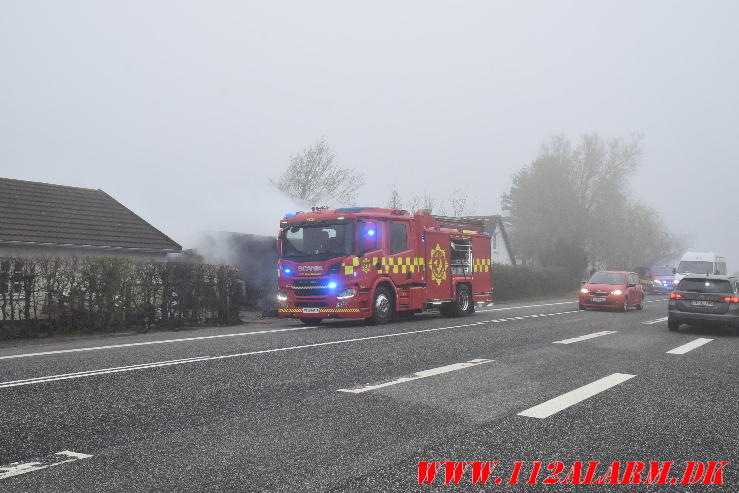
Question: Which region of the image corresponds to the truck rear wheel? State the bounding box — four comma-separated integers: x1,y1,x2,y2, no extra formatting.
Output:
441,284,473,317
371,286,394,324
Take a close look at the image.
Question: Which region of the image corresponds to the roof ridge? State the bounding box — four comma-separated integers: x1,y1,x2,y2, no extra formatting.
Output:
96,190,182,250
0,176,102,193
0,177,182,252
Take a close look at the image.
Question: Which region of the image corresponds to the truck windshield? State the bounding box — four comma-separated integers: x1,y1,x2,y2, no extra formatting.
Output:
282,222,355,260
677,261,713,274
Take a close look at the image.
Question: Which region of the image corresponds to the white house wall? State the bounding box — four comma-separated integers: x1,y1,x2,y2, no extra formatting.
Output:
491,226,514,265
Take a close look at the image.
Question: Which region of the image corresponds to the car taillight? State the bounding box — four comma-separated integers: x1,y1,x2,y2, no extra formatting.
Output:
722,296,739,303
669,292,683,299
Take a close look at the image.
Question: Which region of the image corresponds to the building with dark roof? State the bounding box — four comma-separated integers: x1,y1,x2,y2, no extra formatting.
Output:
0,177,181,259
461,215,516,265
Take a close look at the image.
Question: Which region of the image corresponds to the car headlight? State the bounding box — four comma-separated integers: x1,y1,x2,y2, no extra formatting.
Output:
276,290,288,301
580,288,589,294
611,289,622,295
337,288,356,299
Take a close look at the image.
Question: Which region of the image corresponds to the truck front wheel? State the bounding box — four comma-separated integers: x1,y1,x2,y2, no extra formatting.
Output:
371,286,394,324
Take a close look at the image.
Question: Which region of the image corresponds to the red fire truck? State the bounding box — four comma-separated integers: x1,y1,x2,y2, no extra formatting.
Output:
276,207,493,324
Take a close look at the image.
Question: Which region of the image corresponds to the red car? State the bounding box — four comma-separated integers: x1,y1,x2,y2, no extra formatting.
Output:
579,270,644,311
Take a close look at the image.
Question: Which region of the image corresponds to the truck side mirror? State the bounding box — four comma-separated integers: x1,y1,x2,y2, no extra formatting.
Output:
672,268,676,274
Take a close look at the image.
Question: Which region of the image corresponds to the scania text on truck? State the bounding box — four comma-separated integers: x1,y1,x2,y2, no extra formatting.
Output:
276,207,494,325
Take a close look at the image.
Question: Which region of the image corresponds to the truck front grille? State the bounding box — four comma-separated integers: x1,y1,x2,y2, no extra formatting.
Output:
292,278,330,297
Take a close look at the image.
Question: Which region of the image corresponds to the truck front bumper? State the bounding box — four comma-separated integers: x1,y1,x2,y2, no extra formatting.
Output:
277,292,370,319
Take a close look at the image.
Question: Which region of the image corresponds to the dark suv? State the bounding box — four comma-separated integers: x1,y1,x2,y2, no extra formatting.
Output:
668,275,739,334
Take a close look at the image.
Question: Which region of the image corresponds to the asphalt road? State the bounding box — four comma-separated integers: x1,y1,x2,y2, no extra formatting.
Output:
1,295,738,492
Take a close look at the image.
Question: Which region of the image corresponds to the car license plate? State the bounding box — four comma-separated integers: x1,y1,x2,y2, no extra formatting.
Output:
302,307,320,314
591,297,606,302
691,300,714,307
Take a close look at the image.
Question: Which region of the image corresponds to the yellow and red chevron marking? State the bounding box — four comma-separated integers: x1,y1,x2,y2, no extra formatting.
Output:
473,258,492,273
342,256,426,275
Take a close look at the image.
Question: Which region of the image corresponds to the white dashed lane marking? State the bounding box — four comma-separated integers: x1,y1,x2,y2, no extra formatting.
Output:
552,331,617,344
518,373,636,419
0,311,579,390
0,451,93,480
338,358,494,393
477,301,576,312
666,338,713,355
642,317,668,325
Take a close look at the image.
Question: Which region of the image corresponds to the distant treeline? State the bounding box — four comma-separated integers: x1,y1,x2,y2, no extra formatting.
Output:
0,256,243,340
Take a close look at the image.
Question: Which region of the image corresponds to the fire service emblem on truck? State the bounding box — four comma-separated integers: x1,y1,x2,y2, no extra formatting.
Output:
430,244,448,285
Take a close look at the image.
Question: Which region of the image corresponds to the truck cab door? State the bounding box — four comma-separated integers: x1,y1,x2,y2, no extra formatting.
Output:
384,221,414,278
356,220,383,277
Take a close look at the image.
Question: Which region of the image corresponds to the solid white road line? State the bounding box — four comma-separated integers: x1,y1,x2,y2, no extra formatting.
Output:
0,305,583,361
666,338,713,355
518,373,636,419
552,331,616,345
337,358,494,393
0,326,314,360
0,451,93,480
642,317,668,325
0,311,578,390
477,301,576,312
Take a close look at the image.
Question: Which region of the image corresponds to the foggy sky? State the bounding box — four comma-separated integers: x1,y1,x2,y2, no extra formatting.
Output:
2,1,738,268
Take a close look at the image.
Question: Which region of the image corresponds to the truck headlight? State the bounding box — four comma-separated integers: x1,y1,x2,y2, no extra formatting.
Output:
276,290,288,301
654,280,661,286
337,288,356,299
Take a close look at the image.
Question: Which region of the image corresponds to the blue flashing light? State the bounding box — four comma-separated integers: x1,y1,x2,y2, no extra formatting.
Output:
328,281,338,289
367,229,375,236
283,267,292,275
283,211,300,218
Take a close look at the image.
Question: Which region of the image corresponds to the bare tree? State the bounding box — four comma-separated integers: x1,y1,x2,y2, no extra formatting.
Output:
407,191,443,214
395,188,474,215
270,138,364,208
449,188,475,216
386,184,403,209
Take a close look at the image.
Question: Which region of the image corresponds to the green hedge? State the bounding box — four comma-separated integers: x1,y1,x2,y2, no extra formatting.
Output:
492,264,578,302
0,256,243,340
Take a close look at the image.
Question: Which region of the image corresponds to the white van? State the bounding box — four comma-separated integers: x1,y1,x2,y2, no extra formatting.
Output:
674,252,727,285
